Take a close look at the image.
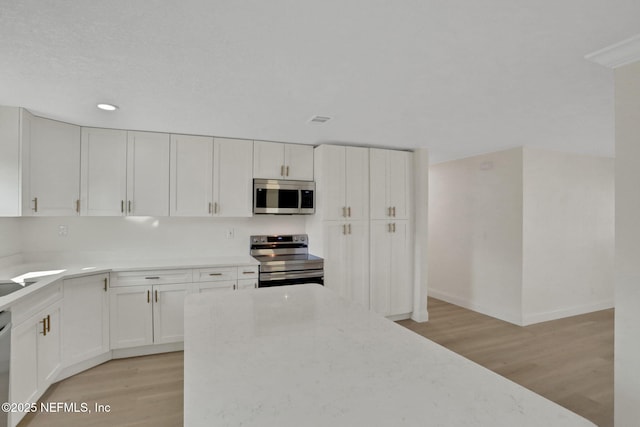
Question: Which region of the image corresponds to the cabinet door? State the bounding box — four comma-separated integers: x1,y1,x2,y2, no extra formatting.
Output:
169,134,213,217
253,140,284,179
284,144,314,181
370,221,392,316
197,281,236,293
10,318,39,407
153,284,190,344
388,150,411,220
63,273,109,365
389,221,413,315
323,222,347,297
0,106,23,216
369,148,388,220
345,221,370,308
81,127,128,216
345,147,369,221
316,145,346,220
109,286,153,349
237,279,258,290
25,116,81,216
213,138,253,217
127,131,170,216
37,300,62,389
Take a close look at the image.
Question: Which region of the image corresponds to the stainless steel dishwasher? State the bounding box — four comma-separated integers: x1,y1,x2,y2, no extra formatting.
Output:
0,311,11,427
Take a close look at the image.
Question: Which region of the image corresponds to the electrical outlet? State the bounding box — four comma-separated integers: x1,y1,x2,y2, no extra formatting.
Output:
226,229,235,239
58,225,68,237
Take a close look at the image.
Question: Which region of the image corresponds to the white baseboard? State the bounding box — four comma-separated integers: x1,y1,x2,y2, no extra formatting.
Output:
522,300,614,325
411,309,429,323
112,342,183,359
57,352,112,381
428,289,523,325
387,312,412,321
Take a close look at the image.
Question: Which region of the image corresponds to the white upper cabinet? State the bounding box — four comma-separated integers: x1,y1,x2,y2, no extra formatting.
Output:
253,140,313,181
169,134,214,217
315,145,369,221
81,127,128,216
370,148,411,220
213,138,253,217
127,131,171,216
170,136,252,217
23,116,81,216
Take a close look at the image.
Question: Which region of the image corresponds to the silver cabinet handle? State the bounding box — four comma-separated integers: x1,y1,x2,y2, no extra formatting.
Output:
388,223,392,233
121,200,125,213
254,282,258,289
103,277,108,292
155,290,158,303
242,271,256,275
128,200,132,213
348,206,351,217
76,199,80,213
145,276,160,280
233,284,237,290
33,197,38,213
392,206,396,217
342,207,347,217
286,165,289,176
209,202,213,214
214,202,218,214
348,223,352,234
387,206,391,217
342,224,347,235
393,223,396,232
147,290,150,303
209,273,223,276
281,165,285,177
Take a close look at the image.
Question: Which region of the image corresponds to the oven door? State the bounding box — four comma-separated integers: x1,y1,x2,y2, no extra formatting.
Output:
258,270,324,287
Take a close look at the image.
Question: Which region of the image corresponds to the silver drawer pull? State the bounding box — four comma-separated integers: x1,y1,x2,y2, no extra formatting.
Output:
209,273,223,276
242,271,256,275
145,276,160,280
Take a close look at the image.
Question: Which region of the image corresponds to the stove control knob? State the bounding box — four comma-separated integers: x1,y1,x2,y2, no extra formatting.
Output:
293,236,298,242
261,237,266,243
300,236,306,242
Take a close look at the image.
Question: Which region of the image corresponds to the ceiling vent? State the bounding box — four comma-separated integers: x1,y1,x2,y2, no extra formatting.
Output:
308,115,332,124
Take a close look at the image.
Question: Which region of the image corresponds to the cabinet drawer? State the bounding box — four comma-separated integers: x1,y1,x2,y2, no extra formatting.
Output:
194,267,237,282
110,269,193,287
11,281,63,326
237,278,258,290
237,266,259,279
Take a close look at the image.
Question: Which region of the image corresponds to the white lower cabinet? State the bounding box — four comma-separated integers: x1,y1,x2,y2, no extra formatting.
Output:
370,220,413,317
197,281,236,293
62,273,110,365
110,282,192,348
109,285,154,349
237,278,258,290
10,300,62,426
323,221,369,308
152,283,190,344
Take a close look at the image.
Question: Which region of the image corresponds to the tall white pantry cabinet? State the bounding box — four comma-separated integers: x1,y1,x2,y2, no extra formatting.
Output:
308,145,414,318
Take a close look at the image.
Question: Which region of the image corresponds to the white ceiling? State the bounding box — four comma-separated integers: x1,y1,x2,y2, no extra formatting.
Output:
1,1,638,163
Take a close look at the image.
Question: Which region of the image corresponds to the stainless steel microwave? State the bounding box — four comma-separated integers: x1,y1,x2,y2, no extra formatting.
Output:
253,179,315,215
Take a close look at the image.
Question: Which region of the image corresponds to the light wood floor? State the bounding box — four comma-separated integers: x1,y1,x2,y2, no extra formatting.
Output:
19,297,613,427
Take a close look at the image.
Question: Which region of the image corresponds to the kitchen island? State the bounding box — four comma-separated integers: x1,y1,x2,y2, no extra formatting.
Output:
183,284,594,426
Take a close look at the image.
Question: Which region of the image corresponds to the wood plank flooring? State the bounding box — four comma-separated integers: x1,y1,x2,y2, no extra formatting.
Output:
398,298,614,427
19,297,613,427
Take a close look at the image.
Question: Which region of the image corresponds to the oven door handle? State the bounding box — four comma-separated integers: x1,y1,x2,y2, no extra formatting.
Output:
259,270,324,281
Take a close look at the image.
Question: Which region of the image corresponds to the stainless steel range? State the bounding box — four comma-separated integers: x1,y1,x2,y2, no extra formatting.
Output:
250,234,324,287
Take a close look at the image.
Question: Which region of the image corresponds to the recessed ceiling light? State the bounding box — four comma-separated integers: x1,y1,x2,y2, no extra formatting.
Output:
308,115,332,124
97,103,118,111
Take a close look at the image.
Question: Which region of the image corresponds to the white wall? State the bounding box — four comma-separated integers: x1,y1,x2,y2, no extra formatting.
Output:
0,218,21,261
428,148,524,324
17,216,306,263
521,148,614,324
614,60,640,426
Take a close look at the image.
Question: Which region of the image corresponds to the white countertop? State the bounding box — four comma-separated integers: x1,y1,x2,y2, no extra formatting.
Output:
183,284,594,427
0,255,258,310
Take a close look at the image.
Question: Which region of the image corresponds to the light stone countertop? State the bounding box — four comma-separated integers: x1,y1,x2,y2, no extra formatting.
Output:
183,284,595,427
0,255,258,311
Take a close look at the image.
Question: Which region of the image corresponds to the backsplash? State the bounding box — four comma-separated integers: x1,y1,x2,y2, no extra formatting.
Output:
17,215,306,261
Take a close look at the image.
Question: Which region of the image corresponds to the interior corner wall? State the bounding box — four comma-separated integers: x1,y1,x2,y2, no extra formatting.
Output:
427,148,524,324
614,60,640,426
521,148,614,325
